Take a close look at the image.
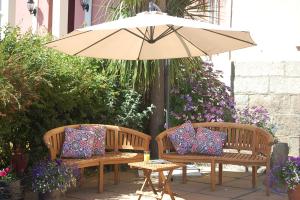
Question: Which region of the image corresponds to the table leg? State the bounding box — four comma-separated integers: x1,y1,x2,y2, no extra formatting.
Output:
137,170,157,200
159,170,175,200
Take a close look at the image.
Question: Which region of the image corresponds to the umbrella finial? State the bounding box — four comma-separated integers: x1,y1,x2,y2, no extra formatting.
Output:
149,0,161,12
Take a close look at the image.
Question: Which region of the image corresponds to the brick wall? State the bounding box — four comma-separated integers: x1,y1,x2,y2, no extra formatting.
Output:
234,61,300,156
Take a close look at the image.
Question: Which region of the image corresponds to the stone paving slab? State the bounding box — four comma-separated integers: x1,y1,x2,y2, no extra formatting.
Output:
24,167,288,200
62,169,287,200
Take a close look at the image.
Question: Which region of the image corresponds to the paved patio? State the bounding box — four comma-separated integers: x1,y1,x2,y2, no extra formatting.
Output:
55,165,287,200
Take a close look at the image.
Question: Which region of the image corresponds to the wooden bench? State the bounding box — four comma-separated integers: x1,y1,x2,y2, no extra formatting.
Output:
43,124,151,193
156,122,274,195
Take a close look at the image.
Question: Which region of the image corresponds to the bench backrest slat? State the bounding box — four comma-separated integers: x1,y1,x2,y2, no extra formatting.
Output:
105,129,115,151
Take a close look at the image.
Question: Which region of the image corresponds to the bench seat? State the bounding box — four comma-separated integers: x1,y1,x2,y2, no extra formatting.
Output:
62,152,143,167
161,152,267,165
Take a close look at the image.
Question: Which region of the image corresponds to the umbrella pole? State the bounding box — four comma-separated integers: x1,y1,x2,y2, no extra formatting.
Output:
164,59,170,129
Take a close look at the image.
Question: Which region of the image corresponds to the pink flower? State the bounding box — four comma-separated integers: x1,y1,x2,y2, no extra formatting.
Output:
4,167,10,173
0,170,7,177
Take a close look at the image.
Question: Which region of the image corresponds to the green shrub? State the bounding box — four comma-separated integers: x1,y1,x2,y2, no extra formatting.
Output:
0,27,152,167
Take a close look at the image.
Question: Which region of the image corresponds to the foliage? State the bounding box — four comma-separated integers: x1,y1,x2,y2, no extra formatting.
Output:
115,89,154,130
167,0,212,19
169,61,235,126
0,26,49,116
0,27,153,167
32,159,78,193
236,106,277,136
269,156,300,192
106,0,213,20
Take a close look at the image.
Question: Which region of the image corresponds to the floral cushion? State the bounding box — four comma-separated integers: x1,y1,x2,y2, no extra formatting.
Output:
80,125,106,155
191,127,226,156
214,130,227,145
168,121,196,155
61,128,95,158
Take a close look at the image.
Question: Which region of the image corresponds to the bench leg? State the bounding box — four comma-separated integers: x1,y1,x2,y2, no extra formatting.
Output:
182,165,187,184
98,163,104,193
252,166,257,188
211,160,216,191
80,168,85,186
114,164,120,185
266,162,270,196
218,163,223,185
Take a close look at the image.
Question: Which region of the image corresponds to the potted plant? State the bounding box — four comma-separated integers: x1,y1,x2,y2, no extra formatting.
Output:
32,159,78,200
0,166,23,199
269,156,300,200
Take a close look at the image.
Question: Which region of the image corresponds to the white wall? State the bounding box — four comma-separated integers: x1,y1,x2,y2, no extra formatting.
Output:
229,0,300,61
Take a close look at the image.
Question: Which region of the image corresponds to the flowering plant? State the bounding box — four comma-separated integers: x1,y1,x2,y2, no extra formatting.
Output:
0,167,16,183
170,62,236,126
32,159,78,194
269,156,300,191
236,106,277,136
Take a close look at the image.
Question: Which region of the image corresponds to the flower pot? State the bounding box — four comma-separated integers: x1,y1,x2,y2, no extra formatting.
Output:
9,179,23,200
0,180,23,200
39,190,62,200
0,181,10,199
288,185,300,200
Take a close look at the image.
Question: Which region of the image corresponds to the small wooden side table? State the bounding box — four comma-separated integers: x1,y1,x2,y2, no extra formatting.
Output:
129,161,185,200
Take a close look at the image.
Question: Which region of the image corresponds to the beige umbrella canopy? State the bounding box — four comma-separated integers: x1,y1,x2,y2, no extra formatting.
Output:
46,11,255,60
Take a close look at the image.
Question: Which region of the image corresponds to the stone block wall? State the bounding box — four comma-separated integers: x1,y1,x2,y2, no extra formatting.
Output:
234,61,300,156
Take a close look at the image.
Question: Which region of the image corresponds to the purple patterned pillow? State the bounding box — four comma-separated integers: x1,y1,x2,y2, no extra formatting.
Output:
191,127,225,156
168,121,196,155
213,130,227,145
61,128,95,158
80,125,106,156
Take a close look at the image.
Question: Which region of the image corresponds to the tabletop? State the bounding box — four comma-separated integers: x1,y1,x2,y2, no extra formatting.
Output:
128,160,185,172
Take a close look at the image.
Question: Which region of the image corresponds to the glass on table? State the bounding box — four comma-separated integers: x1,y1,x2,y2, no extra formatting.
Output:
144,151,150,162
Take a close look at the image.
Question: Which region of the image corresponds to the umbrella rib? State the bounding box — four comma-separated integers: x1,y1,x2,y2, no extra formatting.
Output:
124,28,151,42
136,28,150,41
137,27,148,60
154,26,183,42
168,25,209,56
45,30,92,45
203,29,256,45
73,29,123,56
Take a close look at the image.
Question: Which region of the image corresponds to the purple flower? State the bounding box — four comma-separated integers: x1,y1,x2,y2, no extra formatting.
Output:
169,61,236,125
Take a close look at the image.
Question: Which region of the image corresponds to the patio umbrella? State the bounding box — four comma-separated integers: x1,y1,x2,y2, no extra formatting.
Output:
46,10,255,155
46,11,255,60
